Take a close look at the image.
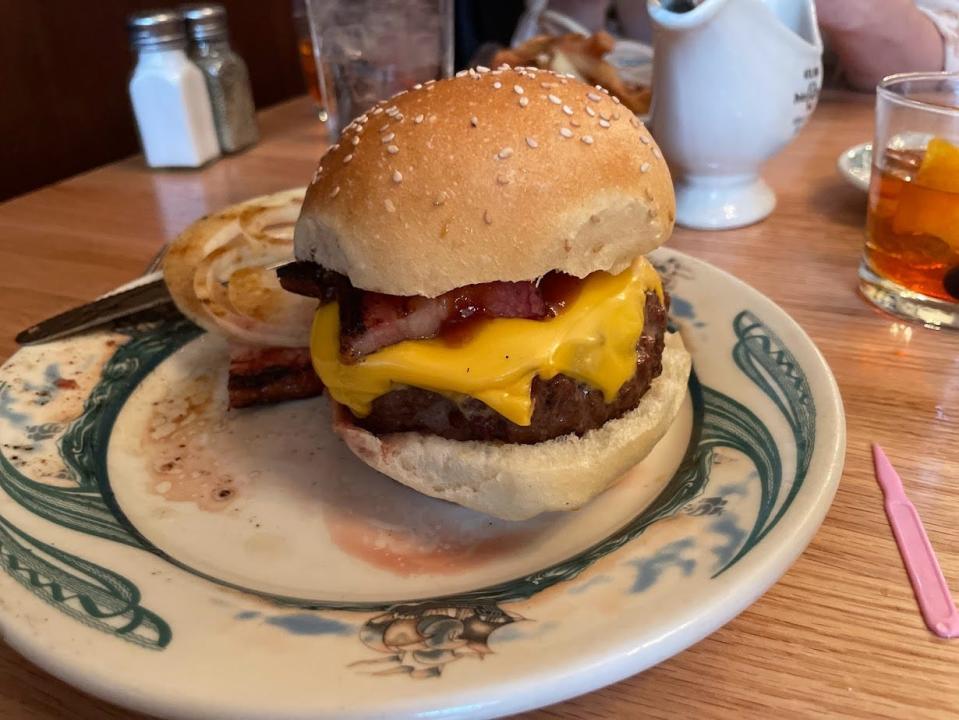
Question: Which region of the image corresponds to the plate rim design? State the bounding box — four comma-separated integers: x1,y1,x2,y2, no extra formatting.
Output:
0,248,845,720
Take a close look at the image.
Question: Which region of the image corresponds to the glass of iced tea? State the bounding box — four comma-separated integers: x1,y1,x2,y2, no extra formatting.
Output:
860,72,959,329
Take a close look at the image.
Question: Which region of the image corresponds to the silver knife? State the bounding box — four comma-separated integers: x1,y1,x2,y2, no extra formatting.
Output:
16,274,174,346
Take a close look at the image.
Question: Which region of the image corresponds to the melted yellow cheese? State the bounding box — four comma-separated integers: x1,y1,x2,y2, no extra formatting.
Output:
310,257,663,426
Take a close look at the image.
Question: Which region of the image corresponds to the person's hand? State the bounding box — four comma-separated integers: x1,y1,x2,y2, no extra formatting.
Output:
815,0,900,32
815,0,944,90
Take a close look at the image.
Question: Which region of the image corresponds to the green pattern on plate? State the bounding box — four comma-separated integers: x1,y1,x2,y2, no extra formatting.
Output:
0,515,170,649
725,310,816,569
0,296,817,645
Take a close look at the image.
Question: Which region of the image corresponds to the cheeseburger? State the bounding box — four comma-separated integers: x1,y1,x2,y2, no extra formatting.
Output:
277,66,692,521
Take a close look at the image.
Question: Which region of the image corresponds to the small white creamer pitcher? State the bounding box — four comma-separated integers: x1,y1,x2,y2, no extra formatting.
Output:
648,0,823,229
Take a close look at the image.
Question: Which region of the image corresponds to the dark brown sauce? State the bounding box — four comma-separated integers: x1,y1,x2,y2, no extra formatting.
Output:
437,272,585,347
540,271,584,315
439,314,493,347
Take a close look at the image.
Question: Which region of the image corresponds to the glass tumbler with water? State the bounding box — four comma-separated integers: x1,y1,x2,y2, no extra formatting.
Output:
304,0,454,138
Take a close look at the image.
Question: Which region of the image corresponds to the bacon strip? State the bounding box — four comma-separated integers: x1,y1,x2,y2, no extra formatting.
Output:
228,345,324,409
277,262,579,360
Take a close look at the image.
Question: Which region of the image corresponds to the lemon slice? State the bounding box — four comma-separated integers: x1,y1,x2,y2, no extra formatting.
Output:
891,138,959,250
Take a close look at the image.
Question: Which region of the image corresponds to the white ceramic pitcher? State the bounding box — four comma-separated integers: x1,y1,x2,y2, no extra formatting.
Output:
648,0,823,229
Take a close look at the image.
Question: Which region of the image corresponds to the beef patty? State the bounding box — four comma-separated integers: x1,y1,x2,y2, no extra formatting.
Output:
353,291,668,444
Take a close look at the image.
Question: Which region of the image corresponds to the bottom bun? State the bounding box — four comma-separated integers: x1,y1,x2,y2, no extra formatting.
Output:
333,332,692,521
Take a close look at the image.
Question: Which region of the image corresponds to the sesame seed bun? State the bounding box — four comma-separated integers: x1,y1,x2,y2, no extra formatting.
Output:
333,332,691,520
294,66,674,297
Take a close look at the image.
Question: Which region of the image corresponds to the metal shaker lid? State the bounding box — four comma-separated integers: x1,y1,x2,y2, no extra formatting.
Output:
128,9,187,49
182,4,229,41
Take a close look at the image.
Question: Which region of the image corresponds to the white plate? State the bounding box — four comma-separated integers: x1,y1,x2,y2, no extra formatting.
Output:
838,142,872,192
0,248,844,719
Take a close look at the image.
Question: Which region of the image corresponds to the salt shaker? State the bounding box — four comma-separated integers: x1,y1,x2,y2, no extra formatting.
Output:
183,4,259,153
128,10,220,168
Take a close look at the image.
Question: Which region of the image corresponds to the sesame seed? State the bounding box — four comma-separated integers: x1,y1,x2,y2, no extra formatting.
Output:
413,83,423,90
581,135,594,145
519,96,529,107
497,147,513,159
477,65,490,73
493,81,502,89
570,119,581,127
330,186,340,198
498,63,510,70
560,79,568,85
456,69,468,77
426,85,435,91
386,106,398,114
640,135,650,145
470,116,479,127
357,114,368,123
612,96,621,104
600,111,610,121
343,153,353,163
587,92,601,102
355,125,364,134
381,132,395,143
352,136,360,145
387,145,399,154
415,114,424,124
329,143,339,152
560,127,573,138
562,105,573,116
393,90,407,97
433,192,447,206
384,199,396,212
468,68,479,78
599,119,611,128
653,147,662,159
630,116,641,128
548,94,561,105
541,82,556,88
392,170,403,183
425,79,436,85
640,162,651,173
564,73,576,79
483,209,493,225
372,107,383,115
526,136,538,148
513,84,524,95
585,106,596,117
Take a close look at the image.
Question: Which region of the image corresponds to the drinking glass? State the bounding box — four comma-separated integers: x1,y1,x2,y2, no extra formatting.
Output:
291,0,326,121
860,72,959,329
304,0,454,139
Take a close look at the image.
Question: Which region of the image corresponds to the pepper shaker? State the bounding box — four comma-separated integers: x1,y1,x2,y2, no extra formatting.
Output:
183,4,259,153
127,10,220,168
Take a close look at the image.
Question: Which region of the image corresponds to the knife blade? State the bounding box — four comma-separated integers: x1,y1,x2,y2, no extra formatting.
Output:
16,274,174,346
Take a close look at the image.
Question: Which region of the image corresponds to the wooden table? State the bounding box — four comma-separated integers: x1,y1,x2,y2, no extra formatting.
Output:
0,93,956,719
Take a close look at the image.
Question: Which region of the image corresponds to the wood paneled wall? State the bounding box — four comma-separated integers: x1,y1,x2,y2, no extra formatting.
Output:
0,0,306,201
